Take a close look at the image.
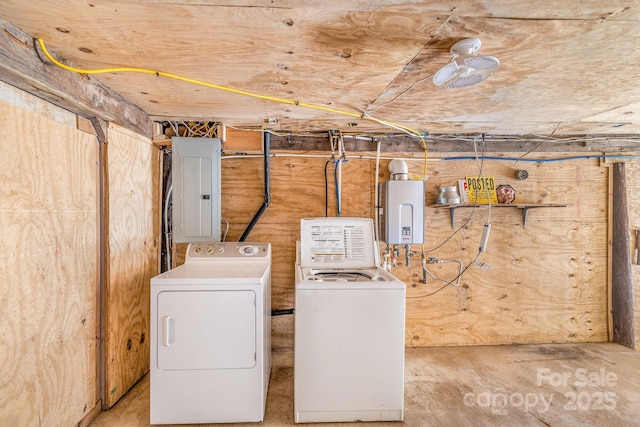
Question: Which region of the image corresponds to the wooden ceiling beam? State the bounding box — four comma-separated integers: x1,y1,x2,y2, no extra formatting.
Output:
0,16,152,138
269,133,640,153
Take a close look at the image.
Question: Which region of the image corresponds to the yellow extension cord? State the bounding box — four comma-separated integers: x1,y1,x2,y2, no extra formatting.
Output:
36,37,428,177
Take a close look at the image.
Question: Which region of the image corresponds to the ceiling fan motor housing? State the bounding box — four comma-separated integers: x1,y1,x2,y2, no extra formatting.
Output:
450,37,482,56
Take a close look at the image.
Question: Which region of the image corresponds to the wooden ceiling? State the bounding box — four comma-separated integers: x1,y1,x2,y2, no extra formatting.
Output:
2,1,640,136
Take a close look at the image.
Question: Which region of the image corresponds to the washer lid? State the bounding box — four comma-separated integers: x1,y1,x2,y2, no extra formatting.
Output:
299,217,378,269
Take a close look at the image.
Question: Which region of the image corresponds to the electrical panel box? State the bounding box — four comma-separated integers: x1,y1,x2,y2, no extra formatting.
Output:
379,179,425,244
172,137,222,243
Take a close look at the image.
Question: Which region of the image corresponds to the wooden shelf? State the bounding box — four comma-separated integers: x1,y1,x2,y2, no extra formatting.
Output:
431,203,567,229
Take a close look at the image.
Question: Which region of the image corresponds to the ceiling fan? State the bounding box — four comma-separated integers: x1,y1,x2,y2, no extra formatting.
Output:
432,38,500,88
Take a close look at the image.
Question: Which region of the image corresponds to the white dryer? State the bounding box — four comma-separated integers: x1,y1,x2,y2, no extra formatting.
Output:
150,242,271,425
294,218,405,423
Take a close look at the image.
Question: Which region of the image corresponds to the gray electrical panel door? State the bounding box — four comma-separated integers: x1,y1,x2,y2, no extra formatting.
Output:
172,137,221,243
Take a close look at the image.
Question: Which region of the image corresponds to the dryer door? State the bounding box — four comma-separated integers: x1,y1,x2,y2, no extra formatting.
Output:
156,290,256,370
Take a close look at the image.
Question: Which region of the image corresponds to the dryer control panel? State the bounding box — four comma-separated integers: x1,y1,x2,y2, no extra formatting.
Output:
186,242,271,261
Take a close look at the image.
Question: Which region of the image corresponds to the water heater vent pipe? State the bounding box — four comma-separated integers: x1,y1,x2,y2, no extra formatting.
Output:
388,159,409,180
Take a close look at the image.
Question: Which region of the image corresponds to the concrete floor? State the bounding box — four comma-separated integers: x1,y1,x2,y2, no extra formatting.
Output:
91,343,640,427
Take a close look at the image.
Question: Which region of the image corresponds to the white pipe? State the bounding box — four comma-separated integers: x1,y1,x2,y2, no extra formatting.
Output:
344,135,377,141
374,139,381,242
221,153,441,161
337,140,342,217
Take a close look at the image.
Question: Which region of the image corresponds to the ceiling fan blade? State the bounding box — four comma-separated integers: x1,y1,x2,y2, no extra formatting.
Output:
446,72,491,89
432,61,459,86
464,55,500,71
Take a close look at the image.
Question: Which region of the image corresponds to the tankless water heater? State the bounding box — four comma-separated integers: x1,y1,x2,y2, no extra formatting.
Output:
378,160,424,244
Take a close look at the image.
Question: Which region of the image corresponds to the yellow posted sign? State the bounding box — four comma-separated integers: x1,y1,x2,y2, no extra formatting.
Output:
465,176,498,204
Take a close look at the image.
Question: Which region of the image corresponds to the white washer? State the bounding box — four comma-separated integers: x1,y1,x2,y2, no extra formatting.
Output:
294,218,405,423
150,242,271,425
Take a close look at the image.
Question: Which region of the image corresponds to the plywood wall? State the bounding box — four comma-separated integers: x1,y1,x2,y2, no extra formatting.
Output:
0,98,99,424
104,124,160,407
404,156,608,347
217,148,614,350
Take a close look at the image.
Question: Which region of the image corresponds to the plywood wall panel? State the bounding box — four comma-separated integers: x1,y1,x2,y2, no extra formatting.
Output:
104,125,159,407
222,153,372,225
424,156,607,221
221,157,265,225
0,100,98,425
0,80,77,127
257,225,297,307
402,196,609,347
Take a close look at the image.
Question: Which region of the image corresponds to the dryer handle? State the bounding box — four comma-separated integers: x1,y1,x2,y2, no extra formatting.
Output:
162,315,174,347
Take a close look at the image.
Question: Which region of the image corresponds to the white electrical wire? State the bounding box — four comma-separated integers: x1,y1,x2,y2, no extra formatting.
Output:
514,122,560,171
423,259,464,287
221,217,229,242
473,136,492,223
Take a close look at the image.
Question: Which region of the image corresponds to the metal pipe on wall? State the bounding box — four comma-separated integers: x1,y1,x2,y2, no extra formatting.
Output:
239,131,271,241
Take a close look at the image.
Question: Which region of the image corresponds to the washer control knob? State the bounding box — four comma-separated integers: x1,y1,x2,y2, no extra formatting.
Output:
240,245,259,256
206,246,214,254
217,246,225,254
193,246,202,254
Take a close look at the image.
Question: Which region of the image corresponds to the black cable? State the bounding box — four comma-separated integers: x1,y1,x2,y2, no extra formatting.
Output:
424,207,477,253
271,308,295,316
